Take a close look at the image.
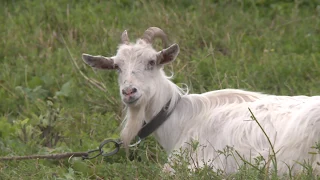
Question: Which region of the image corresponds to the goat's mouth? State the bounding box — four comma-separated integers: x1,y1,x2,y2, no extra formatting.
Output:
123,95,141,105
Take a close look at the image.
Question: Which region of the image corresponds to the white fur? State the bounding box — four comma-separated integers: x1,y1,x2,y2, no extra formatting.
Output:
157,88,320,174
123,59,320,174
83,31,320,175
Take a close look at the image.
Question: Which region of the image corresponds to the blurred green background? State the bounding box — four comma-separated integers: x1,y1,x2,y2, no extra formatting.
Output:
0,0,319,179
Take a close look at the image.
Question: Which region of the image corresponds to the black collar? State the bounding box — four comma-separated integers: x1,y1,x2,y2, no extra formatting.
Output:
137,97,180,139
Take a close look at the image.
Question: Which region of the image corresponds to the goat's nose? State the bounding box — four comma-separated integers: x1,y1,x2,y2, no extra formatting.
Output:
122,87,137,95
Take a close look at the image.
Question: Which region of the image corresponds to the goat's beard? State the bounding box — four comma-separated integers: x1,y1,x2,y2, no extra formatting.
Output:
120,103,146,150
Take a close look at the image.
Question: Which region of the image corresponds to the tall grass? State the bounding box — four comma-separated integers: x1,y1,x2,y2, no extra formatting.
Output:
0,0,319,179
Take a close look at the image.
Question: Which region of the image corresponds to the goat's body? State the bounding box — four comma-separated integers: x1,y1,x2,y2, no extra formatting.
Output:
82,27,320,175
153,88,320,174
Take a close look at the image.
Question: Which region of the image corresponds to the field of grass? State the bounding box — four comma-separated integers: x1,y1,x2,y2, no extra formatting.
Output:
1,0,320,179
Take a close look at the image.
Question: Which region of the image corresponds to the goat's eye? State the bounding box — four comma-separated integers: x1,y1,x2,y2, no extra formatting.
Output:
146,60,156,70
148,60,155,66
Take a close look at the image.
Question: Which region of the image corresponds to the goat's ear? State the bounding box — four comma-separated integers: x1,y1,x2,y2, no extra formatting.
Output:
156,44,180,65
82,53,114,69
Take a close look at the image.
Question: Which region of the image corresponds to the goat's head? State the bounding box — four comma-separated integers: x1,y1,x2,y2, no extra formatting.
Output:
82,27,180,107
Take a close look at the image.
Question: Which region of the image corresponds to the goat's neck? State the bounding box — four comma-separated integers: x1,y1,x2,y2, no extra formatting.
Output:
145,79,180,122
121,76,183,150
143,78,185,152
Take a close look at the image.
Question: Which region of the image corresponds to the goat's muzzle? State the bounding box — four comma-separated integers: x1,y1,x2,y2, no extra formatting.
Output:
122,86,137,96
121,86,140,104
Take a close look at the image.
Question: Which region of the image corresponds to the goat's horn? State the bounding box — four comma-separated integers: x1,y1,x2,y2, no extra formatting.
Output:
121,30,130,44
142,27,169,48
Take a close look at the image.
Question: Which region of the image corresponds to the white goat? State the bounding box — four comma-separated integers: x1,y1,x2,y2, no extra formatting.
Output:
82,27,320,175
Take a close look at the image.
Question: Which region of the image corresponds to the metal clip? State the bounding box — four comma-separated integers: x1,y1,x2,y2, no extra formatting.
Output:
83,137,142,160
128,137,142,147
99,139,123,157
83,149,102,160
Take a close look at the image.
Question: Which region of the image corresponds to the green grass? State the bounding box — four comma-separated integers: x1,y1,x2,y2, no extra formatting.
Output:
0,0,320,179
